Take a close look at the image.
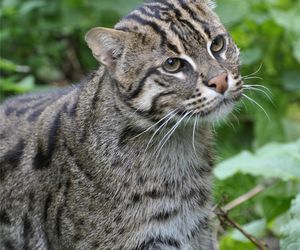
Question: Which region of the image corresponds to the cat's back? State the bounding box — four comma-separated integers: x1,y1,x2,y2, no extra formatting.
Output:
0,87,78,182
1,87,75,143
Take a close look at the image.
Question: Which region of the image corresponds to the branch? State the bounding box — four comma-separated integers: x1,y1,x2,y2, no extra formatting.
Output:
222,184,264,212
218,179,276,213
212,180,277,250
217,208,268,250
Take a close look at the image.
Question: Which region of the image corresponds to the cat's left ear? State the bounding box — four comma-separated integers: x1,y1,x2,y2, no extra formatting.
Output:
204,0,217,9
192,0,216,9
85,27,131,68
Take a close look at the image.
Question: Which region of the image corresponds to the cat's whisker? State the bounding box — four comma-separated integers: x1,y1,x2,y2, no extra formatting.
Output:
243,84,272,94
132,110,177,139
155,112,189,157
243,76,263,80
224,112,236,131
242,93,270,120
192,114,197,152
195,114,200,151
133,103,146,115
185,111,195,126
144,111,178,153
242,63,263,78
231,112,240,125
243,86,273,103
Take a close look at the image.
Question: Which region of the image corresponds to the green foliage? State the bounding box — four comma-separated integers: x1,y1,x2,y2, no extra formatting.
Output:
280,193,300,250
214,140,300,181
214,0,300,248
215,140,300,249
1,0,299,248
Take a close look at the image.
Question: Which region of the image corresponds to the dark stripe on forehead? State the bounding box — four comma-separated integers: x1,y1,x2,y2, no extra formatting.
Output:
177,0,203,22
177,0,211,39
173,10,205,43
146,0,174,9
139,3,204,46
139,5,161,19
123,14,180,54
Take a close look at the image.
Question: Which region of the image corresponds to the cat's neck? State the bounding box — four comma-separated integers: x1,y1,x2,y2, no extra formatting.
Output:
70,68,214,183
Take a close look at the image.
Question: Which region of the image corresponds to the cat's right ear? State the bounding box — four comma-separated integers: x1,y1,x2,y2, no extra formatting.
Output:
85,27,129,68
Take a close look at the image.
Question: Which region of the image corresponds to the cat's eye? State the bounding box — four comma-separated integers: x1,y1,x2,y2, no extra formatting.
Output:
162,58,184,73
210,35,225,54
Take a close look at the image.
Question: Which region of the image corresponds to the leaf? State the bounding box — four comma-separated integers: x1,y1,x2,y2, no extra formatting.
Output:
214,140,300,181
270,212,290,236
19,1,46,15
0,57,30,73
270,8,300,34
231,219,266,242
0,76,36,93
216,0,250,26
280,193,300,250
283,71,300,92
293,37,300,63
219,234,255,250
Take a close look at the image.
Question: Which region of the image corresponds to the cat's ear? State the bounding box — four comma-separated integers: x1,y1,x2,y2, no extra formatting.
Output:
206,0,217,9
85,27,130,68
197,0,216,9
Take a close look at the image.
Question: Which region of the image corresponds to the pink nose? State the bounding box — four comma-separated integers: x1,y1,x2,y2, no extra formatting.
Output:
207,73,229,94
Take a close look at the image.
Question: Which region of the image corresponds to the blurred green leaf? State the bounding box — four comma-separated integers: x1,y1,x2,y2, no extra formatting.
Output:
216,0,250,26
241,48,263,65
219,234,255,250
19,0,46,15
293,37,300,63
283,71,300,91
0,57,30,73
0,75,35,93
280,193,300,250
214,140,300,180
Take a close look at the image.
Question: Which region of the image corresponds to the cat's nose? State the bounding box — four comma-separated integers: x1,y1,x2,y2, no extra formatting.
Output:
207,73,228,94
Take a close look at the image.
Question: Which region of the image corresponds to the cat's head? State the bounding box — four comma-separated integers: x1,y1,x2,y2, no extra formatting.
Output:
85,0,242,123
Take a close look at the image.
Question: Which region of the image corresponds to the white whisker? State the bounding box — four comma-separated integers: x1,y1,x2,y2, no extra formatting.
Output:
192,114,197,152
242,63,263,78
185,111,195,126
133,103,145,115
242,93,270,120
155,112,189,157
243,76,263,80
132,110,177,139
243,84,272,94
243,86,273,103
144,111,178,152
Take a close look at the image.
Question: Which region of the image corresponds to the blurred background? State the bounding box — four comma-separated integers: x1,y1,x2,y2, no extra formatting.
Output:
0,0,299,249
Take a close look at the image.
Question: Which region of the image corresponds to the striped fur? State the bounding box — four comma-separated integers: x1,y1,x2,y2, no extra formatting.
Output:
0,0,242,249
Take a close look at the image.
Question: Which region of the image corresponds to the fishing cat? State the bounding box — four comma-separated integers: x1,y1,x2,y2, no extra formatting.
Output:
0,0,243,249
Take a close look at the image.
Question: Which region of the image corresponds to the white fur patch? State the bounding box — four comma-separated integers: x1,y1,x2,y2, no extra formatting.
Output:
180,54,197,71
206,41,215,60
133,81,165,111
158,68,186,79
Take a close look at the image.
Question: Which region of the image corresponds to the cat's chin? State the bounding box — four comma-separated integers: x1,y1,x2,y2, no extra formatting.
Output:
197,100,236,123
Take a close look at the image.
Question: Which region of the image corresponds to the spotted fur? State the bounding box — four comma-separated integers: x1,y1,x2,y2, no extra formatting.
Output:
0,0,243,249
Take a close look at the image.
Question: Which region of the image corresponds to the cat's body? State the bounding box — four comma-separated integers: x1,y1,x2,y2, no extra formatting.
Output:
0,0,243,249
